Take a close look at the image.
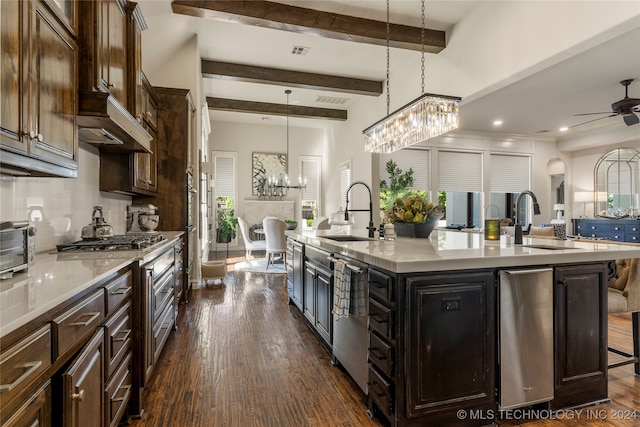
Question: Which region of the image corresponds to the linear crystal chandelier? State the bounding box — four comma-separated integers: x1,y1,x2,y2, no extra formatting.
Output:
363,0,460,153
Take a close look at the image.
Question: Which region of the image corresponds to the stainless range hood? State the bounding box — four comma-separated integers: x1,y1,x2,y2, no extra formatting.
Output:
77,91,152,153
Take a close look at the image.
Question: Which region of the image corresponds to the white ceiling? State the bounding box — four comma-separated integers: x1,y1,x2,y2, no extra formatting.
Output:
138,1,640,143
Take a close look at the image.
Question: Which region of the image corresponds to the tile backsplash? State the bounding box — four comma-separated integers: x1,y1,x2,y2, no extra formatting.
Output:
0,144,132,252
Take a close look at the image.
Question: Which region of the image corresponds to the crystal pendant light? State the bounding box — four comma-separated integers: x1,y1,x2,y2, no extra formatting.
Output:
363,0,461,153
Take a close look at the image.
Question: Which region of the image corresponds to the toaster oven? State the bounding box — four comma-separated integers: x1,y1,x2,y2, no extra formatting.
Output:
0,221,36,278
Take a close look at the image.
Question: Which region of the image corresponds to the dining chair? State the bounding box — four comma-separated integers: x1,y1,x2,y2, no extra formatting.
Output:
238,217,266,260
263,217,287,271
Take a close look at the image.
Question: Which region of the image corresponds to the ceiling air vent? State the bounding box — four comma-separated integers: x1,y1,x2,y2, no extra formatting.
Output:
315,96,349,105
291,46,310,56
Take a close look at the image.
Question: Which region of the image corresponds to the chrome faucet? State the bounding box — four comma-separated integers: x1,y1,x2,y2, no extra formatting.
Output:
514,190,541,244
345,181,376,238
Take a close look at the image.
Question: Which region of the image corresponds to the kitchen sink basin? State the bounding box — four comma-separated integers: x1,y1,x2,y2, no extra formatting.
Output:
321,235,372,242
521,244,578,251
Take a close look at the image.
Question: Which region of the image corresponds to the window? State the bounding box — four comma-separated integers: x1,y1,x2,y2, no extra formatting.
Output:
380,148,430,191
489,154,531,224
212,151,237,243
301,156,321,228
438,150,482,227
339,160,351,211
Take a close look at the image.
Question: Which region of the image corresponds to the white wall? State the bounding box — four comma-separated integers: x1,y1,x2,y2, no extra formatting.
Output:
0,144,131,252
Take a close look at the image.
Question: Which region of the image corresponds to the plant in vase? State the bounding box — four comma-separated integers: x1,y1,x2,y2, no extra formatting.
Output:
216,209,238,243
384,194,444,238
284,219,298,230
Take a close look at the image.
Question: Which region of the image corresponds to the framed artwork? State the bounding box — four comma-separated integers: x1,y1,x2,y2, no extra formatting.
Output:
252,152,287,195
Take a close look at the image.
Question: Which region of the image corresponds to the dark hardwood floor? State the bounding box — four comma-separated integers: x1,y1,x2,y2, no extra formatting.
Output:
129,252,639,426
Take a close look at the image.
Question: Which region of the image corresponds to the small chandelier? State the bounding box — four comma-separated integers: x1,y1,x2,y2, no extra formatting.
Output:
264,89,306,197
363,0,460,153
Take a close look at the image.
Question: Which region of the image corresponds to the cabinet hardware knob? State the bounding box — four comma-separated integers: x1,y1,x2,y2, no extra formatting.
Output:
108,83,115,88
71,390,85,401
29,130,36,139
37,134,43,142
146,111,152,119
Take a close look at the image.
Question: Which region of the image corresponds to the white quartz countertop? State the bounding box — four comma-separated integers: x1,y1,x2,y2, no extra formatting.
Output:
286,229,640,273
0,232,184,338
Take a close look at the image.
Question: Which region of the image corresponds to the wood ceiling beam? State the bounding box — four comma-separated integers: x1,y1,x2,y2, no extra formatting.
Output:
202,60,383,96
172,0,446,53
206,97,347,121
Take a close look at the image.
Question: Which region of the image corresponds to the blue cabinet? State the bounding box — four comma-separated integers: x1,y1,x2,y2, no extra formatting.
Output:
572,218,640,242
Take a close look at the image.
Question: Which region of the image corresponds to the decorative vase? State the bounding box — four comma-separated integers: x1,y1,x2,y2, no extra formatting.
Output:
394,218,437,238
285,221,298,230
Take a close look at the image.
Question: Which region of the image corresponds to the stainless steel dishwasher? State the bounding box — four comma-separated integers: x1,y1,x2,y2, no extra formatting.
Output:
330,254,369,394
499,268,554,410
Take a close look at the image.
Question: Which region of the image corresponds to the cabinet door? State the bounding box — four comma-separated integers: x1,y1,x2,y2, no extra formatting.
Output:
29,1,78,169
406,271,495,419
0,0,28,153
133,130,156,192
291,244,304,310
552,263,607,410
2,380,52,427
315,267,332,345
62,330,104,427
303,265,316,324
101,0,127,103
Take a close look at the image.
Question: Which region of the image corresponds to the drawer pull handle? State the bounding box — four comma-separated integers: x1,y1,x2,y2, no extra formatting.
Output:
71,389,85,401
370,314,388,323
161,321,172,329
111,286,131,296
369,348,387,360
113,329,132,343
112,385,132,402
0,361,42,393
69,311,101,327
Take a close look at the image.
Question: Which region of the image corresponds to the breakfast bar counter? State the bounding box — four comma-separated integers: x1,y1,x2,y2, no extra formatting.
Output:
286,228,640,426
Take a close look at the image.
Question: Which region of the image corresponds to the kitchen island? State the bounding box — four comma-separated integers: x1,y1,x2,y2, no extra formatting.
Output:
286,229,640,427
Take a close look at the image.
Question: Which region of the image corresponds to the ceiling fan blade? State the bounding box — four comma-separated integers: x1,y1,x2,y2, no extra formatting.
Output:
574,112,614,116
569,114,617,129
623,112,639,126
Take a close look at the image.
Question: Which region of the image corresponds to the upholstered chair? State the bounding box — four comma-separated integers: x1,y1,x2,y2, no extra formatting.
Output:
263,218,287,270
237,217,266,260
607,258,640,374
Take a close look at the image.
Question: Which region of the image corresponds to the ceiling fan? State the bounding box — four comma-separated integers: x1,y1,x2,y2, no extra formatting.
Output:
571,79,640,128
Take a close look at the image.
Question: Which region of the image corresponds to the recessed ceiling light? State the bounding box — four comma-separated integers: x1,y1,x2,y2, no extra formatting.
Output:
559,126,569,132
493,119,503,126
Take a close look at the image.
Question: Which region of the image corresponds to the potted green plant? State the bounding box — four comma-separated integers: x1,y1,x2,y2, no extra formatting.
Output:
284,219,298,230
216,209,238,243
384,194,444,238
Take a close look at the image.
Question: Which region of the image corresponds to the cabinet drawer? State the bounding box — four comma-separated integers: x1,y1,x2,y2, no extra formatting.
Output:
152,248,174,278
153,296,175,363
626,224,640,242
368,331,393,378
369,298,393,341
0,326,51,409
369,269,394,303
153,268,174,323
105,353,132,427
104,270,132,314
104,302,132,381
368,364,392,415
52,290,105,359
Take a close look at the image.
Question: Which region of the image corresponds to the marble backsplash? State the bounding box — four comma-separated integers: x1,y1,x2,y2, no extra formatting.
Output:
0,144,132,253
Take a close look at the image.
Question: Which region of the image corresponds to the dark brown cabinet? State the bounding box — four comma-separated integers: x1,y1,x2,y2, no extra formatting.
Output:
0,0,79,178
136,87,196,301
61,329,105,427
2,381,52,427
551,263,608,410
79,0,127,103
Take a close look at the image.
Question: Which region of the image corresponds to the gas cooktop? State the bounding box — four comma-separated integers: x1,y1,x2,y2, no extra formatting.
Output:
56,234,165,252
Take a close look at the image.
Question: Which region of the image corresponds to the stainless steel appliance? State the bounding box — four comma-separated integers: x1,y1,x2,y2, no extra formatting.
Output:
0,221,36,278
56,234,164,252
330,254,369,394
127,204,160,233
499,268,554,410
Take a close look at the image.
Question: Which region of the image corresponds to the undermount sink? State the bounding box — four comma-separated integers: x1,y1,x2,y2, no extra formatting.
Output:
321,235,372,242
521,244,578,251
